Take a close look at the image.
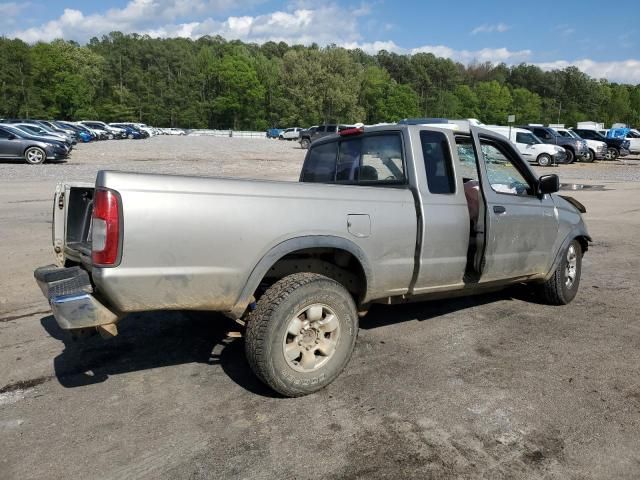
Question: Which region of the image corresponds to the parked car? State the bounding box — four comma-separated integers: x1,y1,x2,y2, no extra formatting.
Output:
483,126,567,166
552,127,607,162
573,128,630,160
0,125,69,164
109,123,144,139
34,121,589,397
165,128,186,136
12,123,73,146
266,128,282,139
81,121,126,139
55,121,93,143
279,127,303,140
520,126,588,163
607,127,640,154
299,124,356,149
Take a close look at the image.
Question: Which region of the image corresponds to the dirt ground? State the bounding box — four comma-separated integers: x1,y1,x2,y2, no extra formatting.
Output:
1,137,639,479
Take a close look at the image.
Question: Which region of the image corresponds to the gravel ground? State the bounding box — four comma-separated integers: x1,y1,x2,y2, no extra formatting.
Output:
1,136,639,480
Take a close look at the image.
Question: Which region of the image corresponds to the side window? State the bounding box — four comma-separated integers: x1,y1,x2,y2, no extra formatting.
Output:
325,125,337,133
300,142,338,182
360,134,404,183
336,138,361,182
420,130,455,194
480,139,533,197
0,128,11,139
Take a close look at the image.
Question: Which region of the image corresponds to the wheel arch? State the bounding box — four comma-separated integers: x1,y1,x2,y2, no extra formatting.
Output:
228,235,373,318
544,230,591,281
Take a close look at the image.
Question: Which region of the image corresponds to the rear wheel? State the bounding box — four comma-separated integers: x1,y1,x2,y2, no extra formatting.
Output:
605,147,619,160
300,138,311,149
127,133,134,139
537,154,551,167
245,272,358,397
537,239,582,305
24,147,46,165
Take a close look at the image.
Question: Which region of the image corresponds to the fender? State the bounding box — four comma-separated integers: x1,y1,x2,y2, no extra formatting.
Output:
228,235,373,318
544,227,591,281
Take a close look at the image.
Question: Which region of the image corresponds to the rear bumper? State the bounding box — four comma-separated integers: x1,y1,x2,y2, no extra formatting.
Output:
34,265,119,330
619,148,630,157
553,151,569,164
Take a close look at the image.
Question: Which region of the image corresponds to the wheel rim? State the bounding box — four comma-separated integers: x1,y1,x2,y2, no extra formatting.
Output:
539,156,550,166
26,149,43,163
606,148,617,160
283,303,340,373
565,244,578,288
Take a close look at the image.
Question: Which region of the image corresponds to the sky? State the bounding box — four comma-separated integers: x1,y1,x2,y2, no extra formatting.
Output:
1,0,639,84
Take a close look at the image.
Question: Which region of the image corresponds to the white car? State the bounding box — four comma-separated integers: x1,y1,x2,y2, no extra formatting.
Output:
623,129,640,154
279,127,303,140
553,128,607,162
483,126,568,166
165,128,186,135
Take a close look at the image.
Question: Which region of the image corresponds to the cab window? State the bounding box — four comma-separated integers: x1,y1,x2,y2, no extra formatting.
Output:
420,130,455,194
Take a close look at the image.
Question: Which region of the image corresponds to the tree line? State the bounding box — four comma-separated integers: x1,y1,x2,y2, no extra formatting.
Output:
1,33,639,130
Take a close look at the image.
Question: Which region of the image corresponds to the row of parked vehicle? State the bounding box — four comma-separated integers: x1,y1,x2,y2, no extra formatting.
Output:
292,120,637,167
0,118,187,164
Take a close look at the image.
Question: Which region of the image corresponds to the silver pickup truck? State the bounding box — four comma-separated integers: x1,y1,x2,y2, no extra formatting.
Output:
35,121,590,397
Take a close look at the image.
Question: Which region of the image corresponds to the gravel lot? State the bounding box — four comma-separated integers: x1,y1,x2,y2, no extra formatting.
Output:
1,136,639,479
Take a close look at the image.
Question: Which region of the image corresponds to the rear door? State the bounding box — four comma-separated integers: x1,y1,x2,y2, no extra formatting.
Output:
471,127,558,281
410,127,471,291
0,127,23,158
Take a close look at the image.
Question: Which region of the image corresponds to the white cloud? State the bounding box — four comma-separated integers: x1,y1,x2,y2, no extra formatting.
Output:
411,45,532,64
471,23,510,35
536,59,640,84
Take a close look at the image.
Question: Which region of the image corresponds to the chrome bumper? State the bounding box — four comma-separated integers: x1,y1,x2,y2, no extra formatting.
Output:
34,265,119,330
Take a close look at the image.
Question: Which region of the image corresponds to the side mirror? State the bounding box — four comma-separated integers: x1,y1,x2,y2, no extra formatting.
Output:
538,174,559,195
7,134,16,140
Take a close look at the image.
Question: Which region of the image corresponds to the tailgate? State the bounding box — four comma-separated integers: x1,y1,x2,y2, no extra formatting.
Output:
53,182,95,266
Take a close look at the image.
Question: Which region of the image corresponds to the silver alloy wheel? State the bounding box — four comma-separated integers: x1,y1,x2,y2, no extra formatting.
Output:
565,244,577,288
26,148,44,164
605,148,618,160
283,303,340,372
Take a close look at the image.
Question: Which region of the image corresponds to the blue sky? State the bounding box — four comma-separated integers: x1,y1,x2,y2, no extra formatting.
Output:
2,0,639,83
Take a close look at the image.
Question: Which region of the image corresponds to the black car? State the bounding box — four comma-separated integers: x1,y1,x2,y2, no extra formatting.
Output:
299,124,356,149
573,129,630,160
520,126,589,163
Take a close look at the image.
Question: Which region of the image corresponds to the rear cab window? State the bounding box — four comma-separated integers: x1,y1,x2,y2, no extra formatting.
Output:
420,130,455,194
301,133,405,185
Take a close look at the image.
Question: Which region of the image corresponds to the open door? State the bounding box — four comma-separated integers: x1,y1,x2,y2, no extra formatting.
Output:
470,126,559,282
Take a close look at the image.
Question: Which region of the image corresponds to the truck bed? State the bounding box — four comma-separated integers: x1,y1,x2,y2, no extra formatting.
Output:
62,171,418,316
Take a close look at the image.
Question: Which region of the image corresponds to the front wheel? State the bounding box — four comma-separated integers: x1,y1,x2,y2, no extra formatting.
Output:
537,153,551,167
605,147,619,160
565,149,575,164
24,147,46,165
300,138,311,149
536,239,582,305
582,149,595,163
245,273,358,397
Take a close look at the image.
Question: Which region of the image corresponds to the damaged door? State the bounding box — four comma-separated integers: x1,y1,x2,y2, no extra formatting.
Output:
471,128,558,281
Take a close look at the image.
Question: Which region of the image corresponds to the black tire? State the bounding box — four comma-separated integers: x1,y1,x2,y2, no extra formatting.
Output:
537,239,582,305
565,148,575,164
300,138,311,149
24,146,46,165
605,147,619,161
245,272,358,397
582,149,595,163
537,154,551,167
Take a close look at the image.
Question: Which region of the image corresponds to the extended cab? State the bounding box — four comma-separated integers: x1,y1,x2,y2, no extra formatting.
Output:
35,122,590,397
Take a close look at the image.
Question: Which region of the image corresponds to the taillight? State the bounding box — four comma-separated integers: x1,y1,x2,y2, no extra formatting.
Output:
92,189,121,266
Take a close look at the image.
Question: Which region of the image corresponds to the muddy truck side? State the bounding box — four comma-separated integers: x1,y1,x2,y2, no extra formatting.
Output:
35,122,590,396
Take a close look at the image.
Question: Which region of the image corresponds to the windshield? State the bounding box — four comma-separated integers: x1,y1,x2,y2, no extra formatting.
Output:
559,130,580,139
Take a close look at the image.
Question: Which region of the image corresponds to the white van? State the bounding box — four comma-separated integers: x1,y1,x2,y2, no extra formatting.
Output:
483,125,568,166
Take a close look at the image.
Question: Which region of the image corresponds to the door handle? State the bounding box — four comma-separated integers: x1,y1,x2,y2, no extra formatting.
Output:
493,205,506,214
